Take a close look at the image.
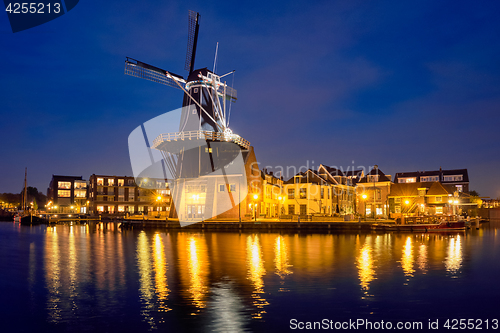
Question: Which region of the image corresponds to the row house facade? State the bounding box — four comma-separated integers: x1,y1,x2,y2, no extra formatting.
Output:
282,166,356,217
394,168,469,193
260,169,284,218
88,174,171,217
387,181,459,218
356,165,392,219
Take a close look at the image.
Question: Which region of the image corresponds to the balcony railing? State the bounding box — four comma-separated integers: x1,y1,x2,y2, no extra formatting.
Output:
152,130,250,150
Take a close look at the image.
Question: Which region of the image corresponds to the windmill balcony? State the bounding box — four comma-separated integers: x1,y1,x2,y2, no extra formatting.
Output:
152,130,250,150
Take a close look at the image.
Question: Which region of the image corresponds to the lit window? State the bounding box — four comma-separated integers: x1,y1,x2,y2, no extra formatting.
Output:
75,190,86,198
395,197,401,203
97,206,104,212
205,147,213,153
456,185,463,192
58,181,71,189
118,179,124,186
118,206,125,212
435,207,443,214
288,189,295,199
97,178,104,186
395,205,401,213
299,188,307,199
58,190,70,197
108,179,115,186
74,181,86,189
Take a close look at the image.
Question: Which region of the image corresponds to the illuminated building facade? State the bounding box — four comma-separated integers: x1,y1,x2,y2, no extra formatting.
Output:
356,165,392,219
88,174,171,217
260,169,284,218
387,181,457,218
394,168,469,193
283,168,355,217
47,175,88,213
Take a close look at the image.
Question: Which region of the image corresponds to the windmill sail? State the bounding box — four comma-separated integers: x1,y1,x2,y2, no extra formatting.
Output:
125,58,186,89
185,10,200,74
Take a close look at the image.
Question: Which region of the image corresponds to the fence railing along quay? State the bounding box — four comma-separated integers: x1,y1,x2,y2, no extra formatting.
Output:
152,130,250,150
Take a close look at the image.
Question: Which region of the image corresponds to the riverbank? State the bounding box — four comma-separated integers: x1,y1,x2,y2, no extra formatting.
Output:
119,218,396,231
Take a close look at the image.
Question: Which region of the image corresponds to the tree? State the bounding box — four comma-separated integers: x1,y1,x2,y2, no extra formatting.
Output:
469,190,480,197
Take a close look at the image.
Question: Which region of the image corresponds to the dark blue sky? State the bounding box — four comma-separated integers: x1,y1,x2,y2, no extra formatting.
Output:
1,0,500,198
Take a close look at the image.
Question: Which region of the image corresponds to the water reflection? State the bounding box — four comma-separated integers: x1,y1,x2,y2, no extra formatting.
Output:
152,233,170,314
357,238,375,293
45,226,62,323
27,223,482,330
274,235,292,283
401,237,415,279
417,243,428,274
136,231,156,329
444,235,462,275
177,233,210,313
207,281,247,332
246,234,268,319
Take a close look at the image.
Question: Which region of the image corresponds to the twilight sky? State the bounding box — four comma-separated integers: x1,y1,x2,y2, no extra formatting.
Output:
1,0,500,198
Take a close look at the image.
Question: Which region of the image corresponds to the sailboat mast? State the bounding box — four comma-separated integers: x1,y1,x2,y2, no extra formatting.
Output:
24,167,27,211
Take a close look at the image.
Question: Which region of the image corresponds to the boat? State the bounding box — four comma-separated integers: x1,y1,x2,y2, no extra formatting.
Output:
20,215,48,225
372,221,466,232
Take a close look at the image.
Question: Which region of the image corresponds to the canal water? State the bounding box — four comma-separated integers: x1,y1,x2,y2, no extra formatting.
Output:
0,222,499,332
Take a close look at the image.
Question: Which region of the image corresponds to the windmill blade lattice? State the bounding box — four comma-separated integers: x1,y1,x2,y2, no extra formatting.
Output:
125,58,186,90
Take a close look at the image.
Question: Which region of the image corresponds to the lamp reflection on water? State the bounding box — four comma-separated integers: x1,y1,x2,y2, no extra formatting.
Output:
357,239,375,294
445,235,462,275
136,231,155,329
182,234,209,313
274,235,292,282
246,235,268,318
153,233,171,314
45,226,61,323
417,243,428,274
401,237,415,280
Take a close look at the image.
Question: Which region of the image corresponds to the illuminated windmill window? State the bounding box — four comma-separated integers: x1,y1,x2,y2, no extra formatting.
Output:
205,147,213,153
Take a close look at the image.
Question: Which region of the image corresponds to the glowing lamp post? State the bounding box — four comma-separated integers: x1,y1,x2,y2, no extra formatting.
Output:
253,194,258,221
362,194,367,221
156,195,162,217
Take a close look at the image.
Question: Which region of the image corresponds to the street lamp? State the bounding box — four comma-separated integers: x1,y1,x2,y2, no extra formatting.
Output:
362,194,367,221
253,194,258,221
156,195,162,217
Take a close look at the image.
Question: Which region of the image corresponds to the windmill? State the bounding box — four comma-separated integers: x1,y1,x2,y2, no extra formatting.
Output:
125,10,250,225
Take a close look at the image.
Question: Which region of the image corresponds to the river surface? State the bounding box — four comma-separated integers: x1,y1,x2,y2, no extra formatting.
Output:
0,222,499,332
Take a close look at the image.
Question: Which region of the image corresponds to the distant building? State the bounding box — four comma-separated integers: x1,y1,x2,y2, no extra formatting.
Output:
317,165,356,215
260,169,284,218
387,181,461,218
283,166,355,217
394,168,469,193
283,169,333,216
356,165,392,218
88,174,172,217
47,175,88,213
344,169,365,186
